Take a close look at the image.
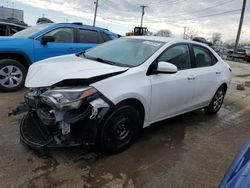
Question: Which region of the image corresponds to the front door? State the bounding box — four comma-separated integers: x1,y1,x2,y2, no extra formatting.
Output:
34,27,77,62
150,44,196,122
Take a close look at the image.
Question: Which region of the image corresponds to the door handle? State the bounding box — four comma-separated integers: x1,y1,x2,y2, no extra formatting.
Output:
67,47,77,51
216,71,221,74
187,75,196,80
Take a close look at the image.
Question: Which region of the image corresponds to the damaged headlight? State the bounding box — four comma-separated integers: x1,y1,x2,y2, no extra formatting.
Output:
41,87,97,110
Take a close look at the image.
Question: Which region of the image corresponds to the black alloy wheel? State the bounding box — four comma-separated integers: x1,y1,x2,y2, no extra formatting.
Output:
205,86,226,114
99,105,141,154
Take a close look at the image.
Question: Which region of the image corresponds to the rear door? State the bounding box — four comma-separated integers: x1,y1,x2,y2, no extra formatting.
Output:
149,43,196,122
75,29,101,53
191,44,222,108
33,27,77,61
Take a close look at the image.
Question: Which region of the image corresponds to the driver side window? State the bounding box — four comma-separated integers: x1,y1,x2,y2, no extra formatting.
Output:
42,28,74,43
158,44,191,70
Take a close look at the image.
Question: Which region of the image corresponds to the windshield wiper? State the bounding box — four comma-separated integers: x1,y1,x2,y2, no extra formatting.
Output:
94,58,115,65
76,51,86,57
77,53,129,67
83,55,115,65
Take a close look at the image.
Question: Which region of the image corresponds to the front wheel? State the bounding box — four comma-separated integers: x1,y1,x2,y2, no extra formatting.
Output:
99,105,141,155
205,86,226,114
0,59,27,92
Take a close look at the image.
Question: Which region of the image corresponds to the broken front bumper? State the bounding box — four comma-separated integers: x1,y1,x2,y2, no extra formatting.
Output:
20,107,110,148
18,92,111,148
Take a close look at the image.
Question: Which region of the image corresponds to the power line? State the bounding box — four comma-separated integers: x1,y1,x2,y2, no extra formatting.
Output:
168,9,240,21
148,0,187,6
185,8,241,20
155,0,236,19
145,9,241,23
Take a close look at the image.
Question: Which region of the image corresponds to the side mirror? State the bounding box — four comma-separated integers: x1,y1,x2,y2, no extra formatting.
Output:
155,62,177,74
41,36,55,45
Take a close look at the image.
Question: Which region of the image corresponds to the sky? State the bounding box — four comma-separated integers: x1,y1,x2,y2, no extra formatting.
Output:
1,0,250,42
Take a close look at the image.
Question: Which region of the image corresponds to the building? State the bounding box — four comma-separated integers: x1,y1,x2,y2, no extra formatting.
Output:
0,6,24,21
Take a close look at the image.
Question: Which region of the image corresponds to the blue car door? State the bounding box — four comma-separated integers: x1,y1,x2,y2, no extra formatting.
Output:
75,29,101,53
33,27,77,62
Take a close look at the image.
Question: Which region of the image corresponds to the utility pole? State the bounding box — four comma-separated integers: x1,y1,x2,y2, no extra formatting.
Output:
140,5,147,27
234,0,246,54
12,2,14,17
93,0,99,27
183,27,187,39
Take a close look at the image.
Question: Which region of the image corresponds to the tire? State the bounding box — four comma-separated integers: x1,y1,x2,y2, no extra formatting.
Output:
0,59,27,92
205,86,226,114
99,105,141,155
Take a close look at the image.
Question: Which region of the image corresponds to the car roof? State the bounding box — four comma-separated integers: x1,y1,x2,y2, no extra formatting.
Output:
126,36,213,47
30,23,117,38
126,36,180,43
51,23,110,32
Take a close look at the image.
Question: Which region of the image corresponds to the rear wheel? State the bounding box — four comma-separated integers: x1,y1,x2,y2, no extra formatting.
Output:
205,86,226,114
0,59,27,92
99,105,141,154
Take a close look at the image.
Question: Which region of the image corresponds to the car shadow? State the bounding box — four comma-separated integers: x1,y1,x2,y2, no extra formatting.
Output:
30,109,206,164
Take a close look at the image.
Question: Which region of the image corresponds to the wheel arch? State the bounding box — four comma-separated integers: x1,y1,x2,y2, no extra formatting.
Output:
219,82,228,92
0,51,31,70
116,98,145,127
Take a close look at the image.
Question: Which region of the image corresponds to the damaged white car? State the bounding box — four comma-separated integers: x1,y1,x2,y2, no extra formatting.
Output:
11,36,232,154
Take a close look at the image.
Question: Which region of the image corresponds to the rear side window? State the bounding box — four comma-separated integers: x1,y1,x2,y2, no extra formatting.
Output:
158,44,191,70
79,29,99,44
193,45,217,67
43,27,74,43
9,25,24,35
100,32,111,42
0,24,7,36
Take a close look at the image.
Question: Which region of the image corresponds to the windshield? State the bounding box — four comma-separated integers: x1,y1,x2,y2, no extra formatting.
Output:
12,24,51,38
84,38,164,67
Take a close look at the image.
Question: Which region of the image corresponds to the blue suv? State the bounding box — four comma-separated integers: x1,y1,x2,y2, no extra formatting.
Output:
0,23,119,91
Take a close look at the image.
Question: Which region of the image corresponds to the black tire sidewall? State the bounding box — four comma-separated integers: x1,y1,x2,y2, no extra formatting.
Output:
0,59,27,92
99,105,141,154
206,87,226,114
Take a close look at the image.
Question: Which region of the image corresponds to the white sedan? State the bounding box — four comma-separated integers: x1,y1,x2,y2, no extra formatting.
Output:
16,36,232,154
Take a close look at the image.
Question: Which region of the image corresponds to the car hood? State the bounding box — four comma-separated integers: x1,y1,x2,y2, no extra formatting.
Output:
0,36,25,41
25,54,128,88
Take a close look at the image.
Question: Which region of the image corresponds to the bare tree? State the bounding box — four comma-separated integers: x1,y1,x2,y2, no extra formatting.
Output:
147,30,154,36
185,27,198,39
212,32,222,44
154,29,172,37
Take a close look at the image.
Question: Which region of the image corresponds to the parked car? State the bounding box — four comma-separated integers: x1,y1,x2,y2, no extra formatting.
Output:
226,49,249,61
0,18,27,36
219,138,250,188
0,23,119,91
245,49,250,62
192,37,213,46
36,17,54,25
213,46,228,55
11,36,232,154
